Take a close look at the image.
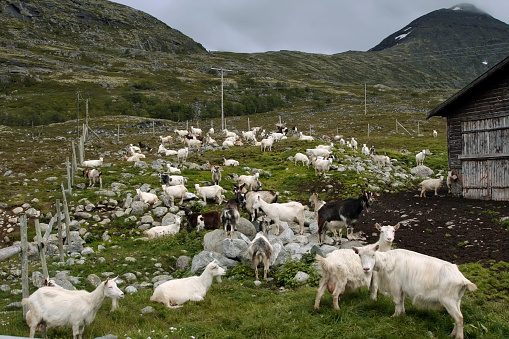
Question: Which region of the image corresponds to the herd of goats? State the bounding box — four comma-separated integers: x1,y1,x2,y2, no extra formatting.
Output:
20,123,473,339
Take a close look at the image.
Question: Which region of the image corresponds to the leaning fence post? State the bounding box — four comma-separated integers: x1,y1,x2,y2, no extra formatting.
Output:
56,199,64,262
20,213,29,318
71,141,77,186
61,183,72,245
66,157,72,195
35,219,49,279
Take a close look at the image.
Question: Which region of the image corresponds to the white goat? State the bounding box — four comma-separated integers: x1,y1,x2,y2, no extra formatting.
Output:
223,129,237,139
159,135,173,144
136,188,158,205
23,278,124,339
314,249,371,310
298,131,314,141
447,170,458,194
313,157,333,176
123,154,144,162
190,126,202,135
369,223,400,300
252,196,306,235
308,193,326,217
370,153,391,167
242,130,257,143
185,138,202,151
353,245,477,339
166,164,181,174
306,148,331,158
195,184,225,205
175,129,189,137
270,132,285,142
222,155,239,167
361,144,370,156
212,166,222,185
83,168,102,189
238,172,262,191
249,232,273,281
415,149,427,166
350,137,358,150
433,129,438,137
162,184,187,207
144,216,182,239
222,140,235,147
177,147,188,163
419,176,444,197
150,261,225,308
260,136,274,152
206,134,218,146
294,152,310,167
81,157,103,167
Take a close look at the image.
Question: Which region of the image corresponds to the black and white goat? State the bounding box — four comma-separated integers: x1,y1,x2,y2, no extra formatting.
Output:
317,191,373,244
221,199,240,239
182,206,221,232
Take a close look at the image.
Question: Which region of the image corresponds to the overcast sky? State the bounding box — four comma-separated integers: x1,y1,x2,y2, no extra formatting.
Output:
109,0,509,55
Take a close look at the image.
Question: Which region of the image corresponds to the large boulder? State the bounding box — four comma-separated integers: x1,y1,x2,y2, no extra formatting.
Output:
410,165,434,178
236,217,256,240
190,251,237,273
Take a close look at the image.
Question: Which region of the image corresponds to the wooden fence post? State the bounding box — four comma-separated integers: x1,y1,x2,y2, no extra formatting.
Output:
71,141,77,186
61,183,72,245
35,219,49,279
56,199,64,262
20,213,29,318
66,157,72,195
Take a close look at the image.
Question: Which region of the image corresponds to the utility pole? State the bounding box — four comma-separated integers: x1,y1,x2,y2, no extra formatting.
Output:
364,83,367,116
211,67,232,131
76,92,80,138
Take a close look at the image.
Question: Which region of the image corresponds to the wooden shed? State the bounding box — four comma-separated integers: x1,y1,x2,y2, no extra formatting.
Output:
427,56,509,201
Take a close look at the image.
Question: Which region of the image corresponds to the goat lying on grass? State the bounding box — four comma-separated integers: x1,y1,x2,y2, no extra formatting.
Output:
150,262,225,308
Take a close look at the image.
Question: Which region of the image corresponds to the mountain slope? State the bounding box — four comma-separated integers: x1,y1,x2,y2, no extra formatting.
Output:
370,3,509,53
0,0,206,54
1,1,509,126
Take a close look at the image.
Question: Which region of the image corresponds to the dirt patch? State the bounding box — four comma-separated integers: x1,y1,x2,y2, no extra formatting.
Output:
355,189,509,265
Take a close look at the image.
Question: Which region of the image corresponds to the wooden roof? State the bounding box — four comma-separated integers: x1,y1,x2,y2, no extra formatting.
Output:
426,55,509,119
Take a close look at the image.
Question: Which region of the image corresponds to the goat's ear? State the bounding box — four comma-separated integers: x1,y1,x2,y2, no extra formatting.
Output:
353,247,359,254
375,223,381,231
394,223,400,231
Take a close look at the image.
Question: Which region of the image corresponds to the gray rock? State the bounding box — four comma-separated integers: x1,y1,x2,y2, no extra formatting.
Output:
410,165,434,178
125,285,138,294
237,217,256,240
0,284,11,292
190,251,237,273
123,273,137,281
203,229,226,254
130,201,146,215
87,274,102,287
81,247,94,255
294,271,309,282
153,206,168,217
141,306,154,314
140,215,154,224
221,238,249,261
176,255,191,270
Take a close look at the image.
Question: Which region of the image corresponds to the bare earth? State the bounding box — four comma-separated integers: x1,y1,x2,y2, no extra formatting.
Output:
355,188,509,265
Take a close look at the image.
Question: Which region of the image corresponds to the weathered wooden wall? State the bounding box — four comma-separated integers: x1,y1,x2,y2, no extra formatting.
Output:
446,73,509,200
